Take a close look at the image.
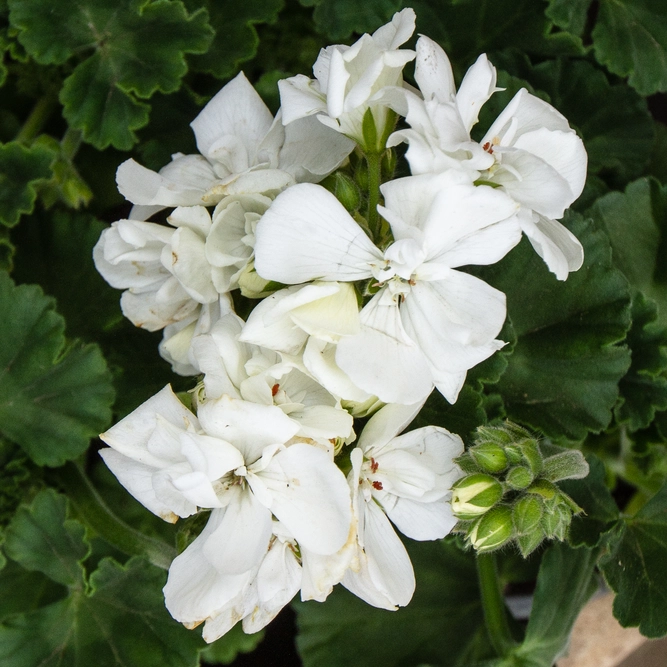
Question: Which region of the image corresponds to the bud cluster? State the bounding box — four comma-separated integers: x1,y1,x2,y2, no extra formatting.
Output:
451,422,588,556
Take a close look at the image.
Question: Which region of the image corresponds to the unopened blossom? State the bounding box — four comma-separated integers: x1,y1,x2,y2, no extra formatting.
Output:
388,36,587,280
116,72,354,211
278,8,416,148
254,172,521,404
342,402,463,609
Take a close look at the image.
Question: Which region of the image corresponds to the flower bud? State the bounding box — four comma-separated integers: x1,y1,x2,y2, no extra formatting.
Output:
468,506,513,553
451,473,503,520
516,528,545,558
470,442,508,474
327,172,361,212
506,465,534,490
512,495,544,535
541,504,572,541
519,440,543,475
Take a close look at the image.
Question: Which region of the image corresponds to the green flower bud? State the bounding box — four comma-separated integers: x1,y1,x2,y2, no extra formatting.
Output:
468,506,514,553
526,479,560,502
470,442,508,474
512,495,544,534
506,465,534,490
541,504,572,541
454,451,479,474
328,172,361,212
451,473,503,520
519,440,543,475
516,528,545,558
504,444,523,465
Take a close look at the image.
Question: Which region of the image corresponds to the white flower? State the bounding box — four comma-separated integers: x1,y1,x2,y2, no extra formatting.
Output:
116,72,354,210
100,386,353,639
192,311,354,442
342,402,464,609
388,36,587,279
254,172,521,404
278,8,416,147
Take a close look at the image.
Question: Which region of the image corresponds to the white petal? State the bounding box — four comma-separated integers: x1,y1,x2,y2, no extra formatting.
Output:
99,385,199,464
99,449,186,522
385,495,458,540
203,486,274,574
519,211,584,280
372,8,416,50
357,402,425,453
455,54,498,132
259,444,352,555
414,36,455,103
116,156,214,207
254,183,381,284
164,509,252,625
167,205,212,236
336,291,433,405
197,395,299,463
279,114,355,182
278,75,327,126
191,72,274,163
290,404,354,440
342,497,414,609
169,226,218,303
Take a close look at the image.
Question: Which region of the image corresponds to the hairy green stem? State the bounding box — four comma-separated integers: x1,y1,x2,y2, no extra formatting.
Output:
15,95,58,144
61,127,83,161
52,461,177,570
476,553,516,657
366,151,382,239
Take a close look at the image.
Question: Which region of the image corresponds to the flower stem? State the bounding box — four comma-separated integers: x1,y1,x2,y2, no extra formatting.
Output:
366,150,382,239
476,552,516,657
15,94,58,144
51,461,177,570
61,127,83,161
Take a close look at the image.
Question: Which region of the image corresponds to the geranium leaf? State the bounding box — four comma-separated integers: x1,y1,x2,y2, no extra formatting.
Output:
295,539,493,667
589,178,667,325
8,0,214,150
0,141,52,227
480,213,632,442
545,0,592,36
592,0,667,96
0,557,205,667
3,489,88,588
187,0,283,78
300,0,401,41
508,543,599,666
600,481,667,637
615,293,667,431
0,271,115,466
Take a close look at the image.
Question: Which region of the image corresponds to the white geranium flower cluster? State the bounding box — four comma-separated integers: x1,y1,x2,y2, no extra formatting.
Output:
94,7,586,643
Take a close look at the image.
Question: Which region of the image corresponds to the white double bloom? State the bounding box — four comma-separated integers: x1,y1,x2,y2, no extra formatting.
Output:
388,36,587,280
278,8,416,146
254,171,521,405
343,401,464,609
116,71,354,215
99,385,352,641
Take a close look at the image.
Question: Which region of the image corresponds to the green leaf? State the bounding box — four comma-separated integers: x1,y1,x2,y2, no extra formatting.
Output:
545,0,592,36
302,0,401,41
560,454,619,547
589,178,667,324
9,0,214,150
3,489,88,588
481,213,632,442
187,0,283,78
0,560,66,623
0,141,52,227
600,480,667,637
646,121,667,186
615,292,667,431
508,543,599,666
295,538,493,667
0,557,204,667
407,0,584,67
0,271,115,466
592,0,667,96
